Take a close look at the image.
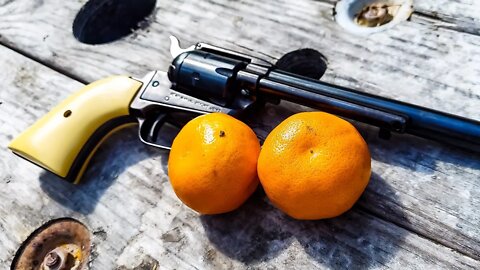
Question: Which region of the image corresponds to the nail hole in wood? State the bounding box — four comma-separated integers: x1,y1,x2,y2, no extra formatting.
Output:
73,0,156,44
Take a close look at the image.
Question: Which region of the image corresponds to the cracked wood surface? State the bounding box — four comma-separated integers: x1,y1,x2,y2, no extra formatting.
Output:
2,46,478,269
0,0,479,268
413,0,480,35
321,0,480,34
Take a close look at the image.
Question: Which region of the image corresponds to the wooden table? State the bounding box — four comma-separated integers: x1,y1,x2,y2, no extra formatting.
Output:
0,0,479,269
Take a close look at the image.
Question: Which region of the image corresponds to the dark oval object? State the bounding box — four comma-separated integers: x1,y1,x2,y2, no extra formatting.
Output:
275,49,328,80
73,0,156,45
11,218,91,270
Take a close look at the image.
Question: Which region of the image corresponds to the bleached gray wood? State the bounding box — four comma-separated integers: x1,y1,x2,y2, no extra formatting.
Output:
0,47,480,269
413,0,480,35
0,0,479,267
1,0,479,120
2,45,478,269
322,0,480,34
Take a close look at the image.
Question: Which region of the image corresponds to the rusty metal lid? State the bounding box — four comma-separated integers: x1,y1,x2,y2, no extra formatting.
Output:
11,218,91,270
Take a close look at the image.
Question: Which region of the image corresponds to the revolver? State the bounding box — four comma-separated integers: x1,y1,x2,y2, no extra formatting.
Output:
9,36,480,183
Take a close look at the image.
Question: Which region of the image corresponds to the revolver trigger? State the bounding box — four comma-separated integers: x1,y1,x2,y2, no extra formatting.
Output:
147,114,168,143
138,113,173,150
138,111,201,150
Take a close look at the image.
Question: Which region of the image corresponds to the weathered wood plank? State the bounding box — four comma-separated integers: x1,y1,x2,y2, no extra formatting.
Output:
319,0,480,35
2,45,479,269
1,0,479,119
413,0,480,35
1,0,480,264
256,100,480,259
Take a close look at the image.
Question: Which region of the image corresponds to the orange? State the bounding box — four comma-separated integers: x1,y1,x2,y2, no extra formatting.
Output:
257,112,371,220
168,113,260,214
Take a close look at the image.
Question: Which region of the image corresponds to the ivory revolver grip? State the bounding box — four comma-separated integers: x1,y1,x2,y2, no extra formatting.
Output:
8,76,142,183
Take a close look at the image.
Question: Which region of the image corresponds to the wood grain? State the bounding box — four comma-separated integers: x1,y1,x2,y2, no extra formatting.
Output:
2,45,478,269
1,0,479,119
0,0,479,267
413,0,480,35
320,0,480,35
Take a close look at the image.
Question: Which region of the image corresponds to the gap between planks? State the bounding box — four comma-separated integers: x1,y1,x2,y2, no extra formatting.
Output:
357,204,479,261
1,40,479,264
0,39,88,85
0,0,478,264
312,0,480,37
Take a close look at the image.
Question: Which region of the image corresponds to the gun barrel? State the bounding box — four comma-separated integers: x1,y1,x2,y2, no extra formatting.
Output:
258,70,480,152
169,48,480,153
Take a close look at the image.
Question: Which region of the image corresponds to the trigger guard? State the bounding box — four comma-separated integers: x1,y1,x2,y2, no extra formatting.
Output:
138,110,203,150
147,114,168,143
139,113,171,149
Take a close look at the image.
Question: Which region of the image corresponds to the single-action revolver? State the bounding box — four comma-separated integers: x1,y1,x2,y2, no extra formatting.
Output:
9,36,480,183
